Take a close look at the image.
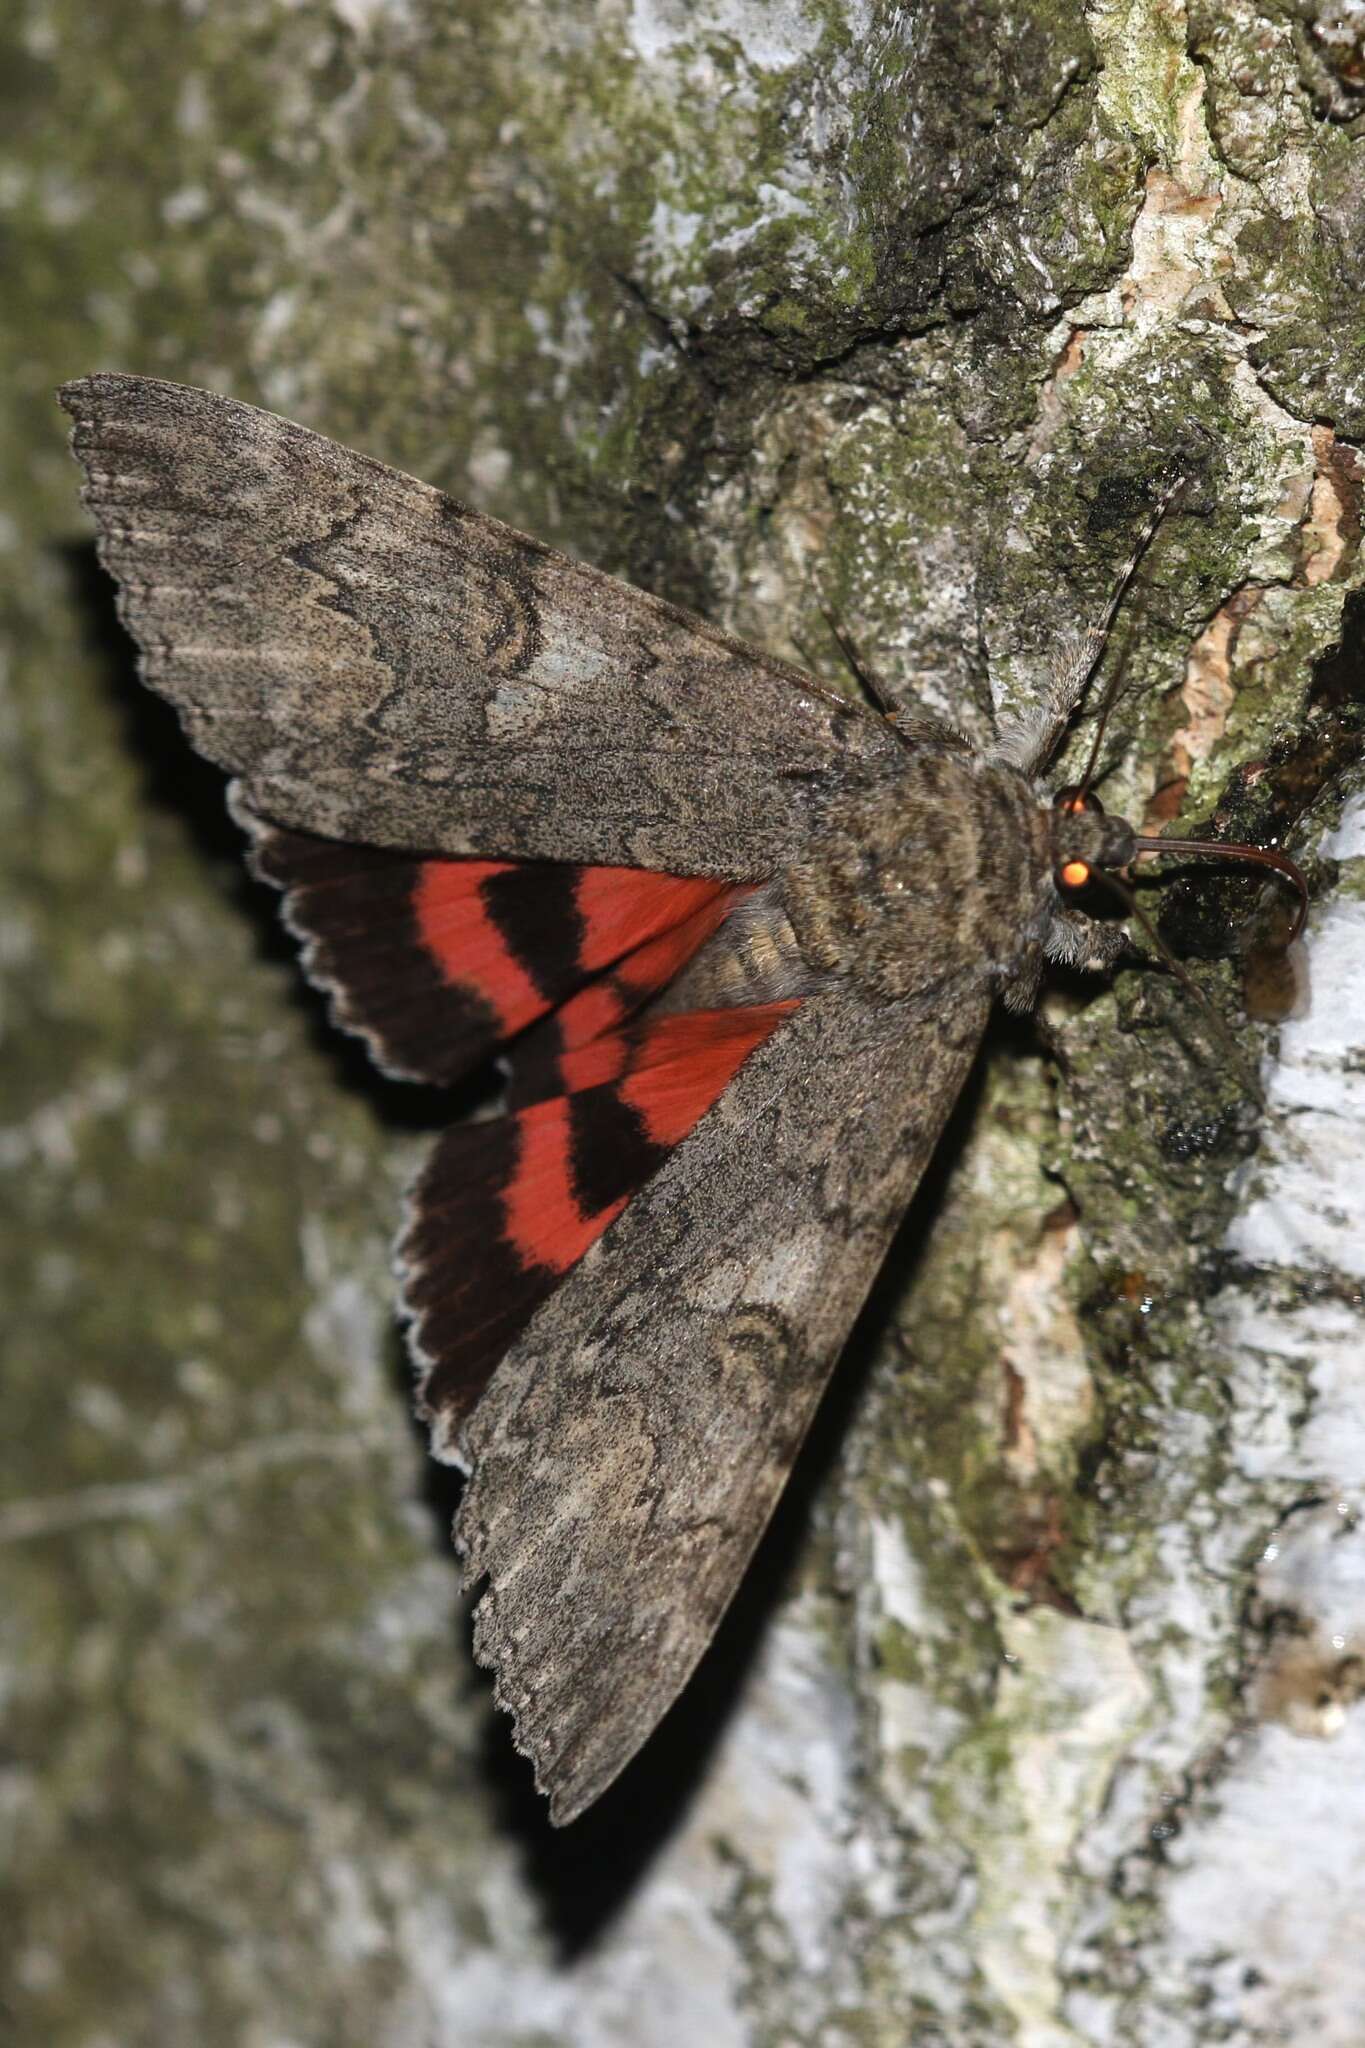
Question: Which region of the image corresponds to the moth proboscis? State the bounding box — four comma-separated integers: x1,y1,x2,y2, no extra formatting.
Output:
60,374,1307,1824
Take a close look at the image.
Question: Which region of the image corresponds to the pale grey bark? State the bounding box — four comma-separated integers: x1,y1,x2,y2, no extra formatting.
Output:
3,2,1364,2044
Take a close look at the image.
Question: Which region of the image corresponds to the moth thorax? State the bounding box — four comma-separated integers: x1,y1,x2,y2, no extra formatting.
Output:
782,761,1051,1003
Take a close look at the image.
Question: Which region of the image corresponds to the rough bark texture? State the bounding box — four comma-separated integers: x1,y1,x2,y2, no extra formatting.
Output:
3,2,1363,2044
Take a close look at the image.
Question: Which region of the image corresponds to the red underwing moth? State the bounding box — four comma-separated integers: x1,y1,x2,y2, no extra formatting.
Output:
59,375,1306,1825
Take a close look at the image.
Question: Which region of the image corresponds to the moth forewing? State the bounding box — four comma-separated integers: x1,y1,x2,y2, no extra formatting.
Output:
58,373,904,878
453,984,990,1823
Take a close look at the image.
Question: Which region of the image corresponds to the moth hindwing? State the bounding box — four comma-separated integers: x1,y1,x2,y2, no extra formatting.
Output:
61,372,1184,1824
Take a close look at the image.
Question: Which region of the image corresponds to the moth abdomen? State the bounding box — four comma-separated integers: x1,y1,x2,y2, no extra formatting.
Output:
652,884,821,1012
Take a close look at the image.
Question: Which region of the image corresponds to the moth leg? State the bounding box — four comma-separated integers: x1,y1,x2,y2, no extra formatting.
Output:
815,602,901,722
801,603,972,756
991,628,1106,777
1028,1002,1075,1082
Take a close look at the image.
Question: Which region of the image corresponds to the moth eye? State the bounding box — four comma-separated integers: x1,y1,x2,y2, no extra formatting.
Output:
1053,784,1104,818
1058,858,1092,891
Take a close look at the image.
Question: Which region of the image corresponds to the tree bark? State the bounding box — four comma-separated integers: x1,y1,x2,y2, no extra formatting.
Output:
3,1,1364,2043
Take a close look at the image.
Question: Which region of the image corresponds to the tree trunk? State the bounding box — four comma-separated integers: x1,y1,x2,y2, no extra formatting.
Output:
4,1,1364,2042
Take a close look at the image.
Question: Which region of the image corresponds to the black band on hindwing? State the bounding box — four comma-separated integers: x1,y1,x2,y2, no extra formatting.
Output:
481,861,587,1003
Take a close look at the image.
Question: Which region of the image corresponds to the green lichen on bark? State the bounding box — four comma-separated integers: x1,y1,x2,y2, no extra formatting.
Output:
4,0,1364,2043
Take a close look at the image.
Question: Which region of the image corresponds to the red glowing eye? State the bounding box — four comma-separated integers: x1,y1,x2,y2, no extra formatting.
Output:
1053,784,1104,818
1059,859,1091,890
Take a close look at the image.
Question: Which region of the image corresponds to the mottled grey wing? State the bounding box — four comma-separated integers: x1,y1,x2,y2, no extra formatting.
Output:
60,374,900,878
453,980,988,1824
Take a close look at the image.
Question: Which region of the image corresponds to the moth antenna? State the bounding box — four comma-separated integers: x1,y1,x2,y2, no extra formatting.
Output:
1073,621,1139,798
1073,474,1191,789
817,602,902,724
1102,872,1267,1108
1000,474,1188,777
1132,834,1310,943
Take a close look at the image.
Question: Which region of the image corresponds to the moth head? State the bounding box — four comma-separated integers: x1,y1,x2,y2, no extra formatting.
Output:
1040,785,1137,973
1039,782,1309,984
1049,784,1138,882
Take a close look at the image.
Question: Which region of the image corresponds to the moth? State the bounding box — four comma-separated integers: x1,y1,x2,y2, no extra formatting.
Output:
61,375,1304,1824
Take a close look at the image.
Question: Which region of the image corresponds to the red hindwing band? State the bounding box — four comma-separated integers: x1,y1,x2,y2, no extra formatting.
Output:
403,1000,798,1445
247,819,739,1086
242,811,795,1451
